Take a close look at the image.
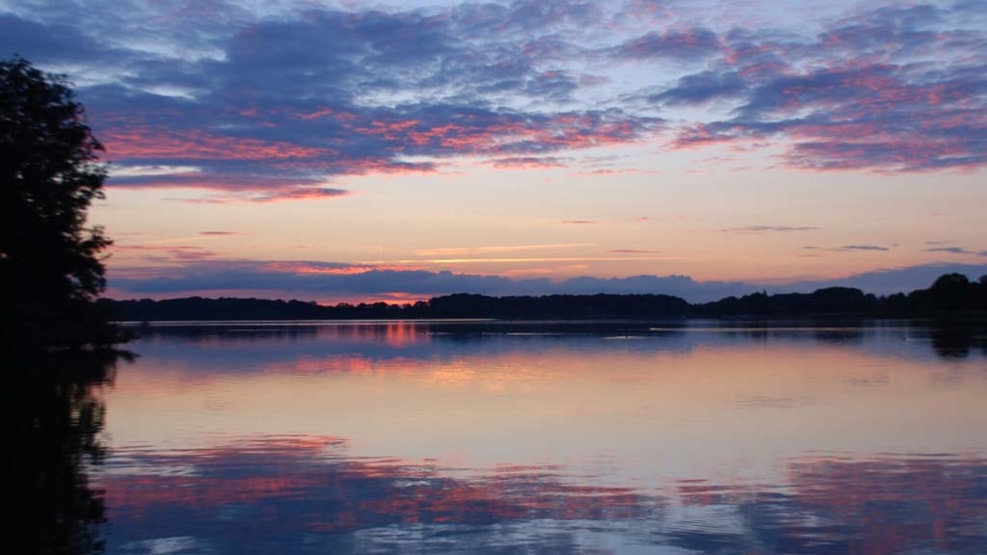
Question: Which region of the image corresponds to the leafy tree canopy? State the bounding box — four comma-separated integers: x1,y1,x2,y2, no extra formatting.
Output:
1,56,121,351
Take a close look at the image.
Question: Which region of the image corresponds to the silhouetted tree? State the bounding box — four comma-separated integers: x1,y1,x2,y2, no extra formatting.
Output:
1,57,121,350
929,273,973,310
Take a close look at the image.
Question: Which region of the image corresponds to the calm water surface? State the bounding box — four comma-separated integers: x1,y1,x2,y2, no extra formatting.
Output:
83,321,987,553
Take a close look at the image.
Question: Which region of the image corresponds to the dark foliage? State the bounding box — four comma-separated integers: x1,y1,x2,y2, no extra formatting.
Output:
100,297,429,321
1,57,122,350
427,293,690,319
696,286,880,317
98,273,987,322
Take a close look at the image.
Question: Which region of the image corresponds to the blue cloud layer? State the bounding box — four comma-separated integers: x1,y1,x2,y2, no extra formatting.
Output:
2,0,984,200
108,259,987,302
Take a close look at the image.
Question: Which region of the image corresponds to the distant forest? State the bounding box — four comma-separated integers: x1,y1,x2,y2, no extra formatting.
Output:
100,273,987,322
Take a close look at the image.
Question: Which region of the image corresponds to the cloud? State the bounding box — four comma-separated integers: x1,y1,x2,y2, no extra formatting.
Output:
106,258,987,303
802,244,893,253
839,245,891,252
562,220,597,225
649,70,748,106
2,0,983,210
113,244,217,263
613,27,722,61
486,156,568,169
414,243,594,257
925,246,987,256
0,13,127,65
784,262,987,295
166,187,351,204
106,258,751,302
723,225,818,233
5,2,661,199
246,187,351,203
664,3,987,172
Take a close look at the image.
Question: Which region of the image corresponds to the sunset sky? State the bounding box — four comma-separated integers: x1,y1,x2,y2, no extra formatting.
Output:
3,0,986,303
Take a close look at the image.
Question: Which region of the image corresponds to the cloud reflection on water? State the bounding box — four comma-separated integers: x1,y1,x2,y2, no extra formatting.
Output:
97,434,987,554
95,321,987,553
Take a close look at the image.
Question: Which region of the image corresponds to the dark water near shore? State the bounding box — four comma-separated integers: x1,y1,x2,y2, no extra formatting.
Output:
18,320,987,554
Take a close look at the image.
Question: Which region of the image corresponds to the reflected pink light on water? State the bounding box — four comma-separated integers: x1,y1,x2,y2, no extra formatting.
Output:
92,323,987,552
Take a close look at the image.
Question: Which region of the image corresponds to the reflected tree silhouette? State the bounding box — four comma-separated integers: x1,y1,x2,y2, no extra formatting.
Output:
4,351,123,554
928,322,987,360
931,326,973,359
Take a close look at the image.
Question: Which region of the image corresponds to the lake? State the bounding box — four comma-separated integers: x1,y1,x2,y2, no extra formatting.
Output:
26,320,987,554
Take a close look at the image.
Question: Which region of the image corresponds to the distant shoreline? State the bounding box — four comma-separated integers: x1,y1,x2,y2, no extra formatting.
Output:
100,273,986,322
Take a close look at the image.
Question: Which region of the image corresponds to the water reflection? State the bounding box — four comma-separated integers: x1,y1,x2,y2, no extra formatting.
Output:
94,321,987,553
102,435,656,553
97,434,987,554
928,323,987,359
127,319,987,363
5,351,121,555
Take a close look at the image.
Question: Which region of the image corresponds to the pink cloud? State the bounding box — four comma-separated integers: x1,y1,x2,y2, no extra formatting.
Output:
102,127,330,161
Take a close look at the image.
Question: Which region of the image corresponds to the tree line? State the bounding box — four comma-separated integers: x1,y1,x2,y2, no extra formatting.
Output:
100,273,987,322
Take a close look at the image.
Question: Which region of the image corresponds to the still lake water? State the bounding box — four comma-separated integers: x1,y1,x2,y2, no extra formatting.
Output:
85,321,987,553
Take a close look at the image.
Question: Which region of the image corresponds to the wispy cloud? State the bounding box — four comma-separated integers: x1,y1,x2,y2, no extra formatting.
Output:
723,225,818,233
925,246,987,256
802,244,893,253
167,187,351,204
113,244,217,263
613,27,722,61
840,245,891,252
414,243,595,257
486,157,568,169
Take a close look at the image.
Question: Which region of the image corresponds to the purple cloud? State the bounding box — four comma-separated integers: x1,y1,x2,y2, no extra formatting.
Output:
107,258,987,303
925,246,987,256
1,0,983,206
840,245,891,252
665,4,987,172
614,27,721,61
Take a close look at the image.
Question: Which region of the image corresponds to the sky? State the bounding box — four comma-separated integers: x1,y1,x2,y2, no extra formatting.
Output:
3,0,986,303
